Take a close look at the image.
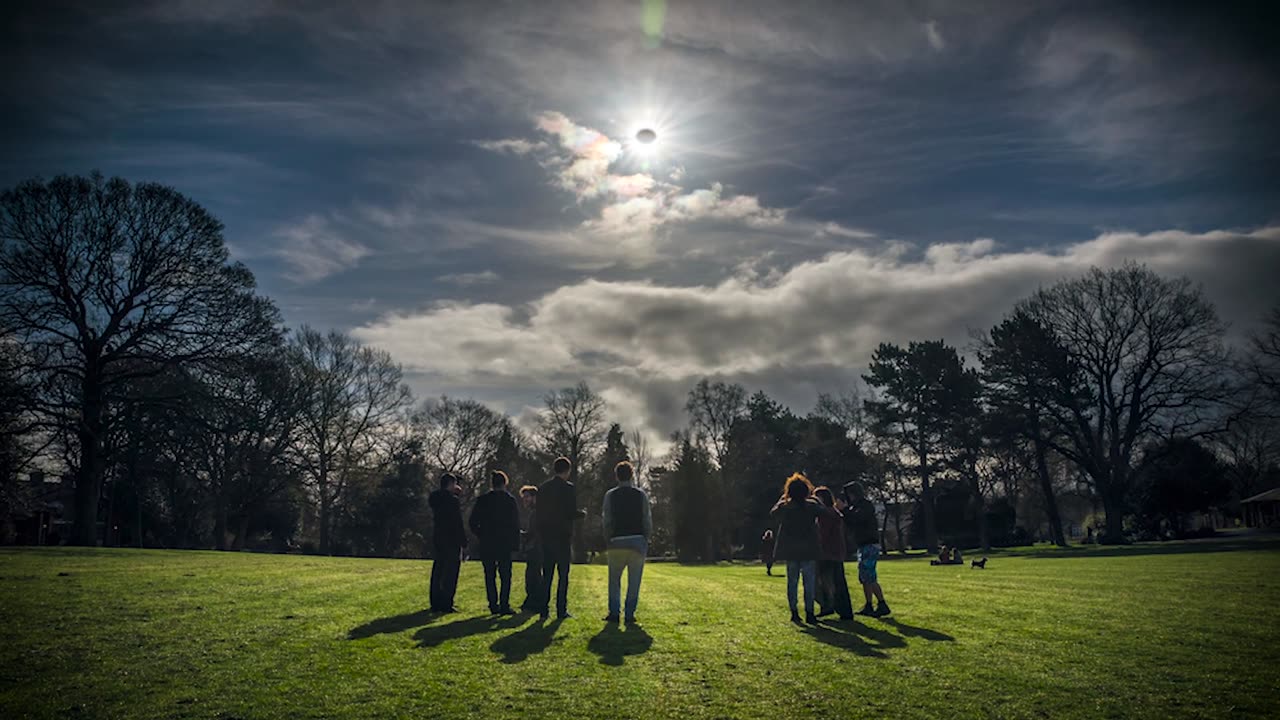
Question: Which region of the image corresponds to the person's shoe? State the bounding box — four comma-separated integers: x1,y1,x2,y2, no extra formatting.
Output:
489,607,500,615
602,614,620,623
557,611,573,620
873,602,892,617
855,603,875,616
805,612,819,625
498,607,516,616
790,611,803,624
816,608,835,618
444,607,461,614
838,614,853,621
624,616,639,626
538,610,549,621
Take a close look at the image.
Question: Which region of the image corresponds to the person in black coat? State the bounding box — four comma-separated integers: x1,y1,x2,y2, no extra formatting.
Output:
537,456,580,619
428,473,466,613
469,470,521,615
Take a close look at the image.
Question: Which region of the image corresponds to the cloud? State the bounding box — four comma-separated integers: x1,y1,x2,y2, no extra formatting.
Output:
924,21,945,51
472,138,549,155
353,226,1280,450
272,215,371,283
438,270,500,286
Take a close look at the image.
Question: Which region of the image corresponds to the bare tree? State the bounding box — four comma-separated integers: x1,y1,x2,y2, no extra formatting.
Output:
685,378,747,467
0,174,280,545
290,327,411,554
813,386,869,449
413,395,507,503
1249,303,1280,413
627,427,652,490
1023,264,1233,542
537,381,607,562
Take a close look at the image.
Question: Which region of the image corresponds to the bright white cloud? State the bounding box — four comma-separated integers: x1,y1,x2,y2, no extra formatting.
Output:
354,226,1280,450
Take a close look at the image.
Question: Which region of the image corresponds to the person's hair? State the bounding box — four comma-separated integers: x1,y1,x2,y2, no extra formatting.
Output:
845,481,865,499
491,470,509,487
519,485,538,497
813,486,834,507
614,460,634,483
439,472,458,489
553,456,572,475
784,472,814,502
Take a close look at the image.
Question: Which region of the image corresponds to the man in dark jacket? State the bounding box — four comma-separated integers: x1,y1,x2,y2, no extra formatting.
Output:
469,470,521,615
537,456,579,619
428,473,466,613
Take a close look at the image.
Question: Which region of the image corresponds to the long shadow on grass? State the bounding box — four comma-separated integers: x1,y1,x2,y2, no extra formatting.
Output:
490,618,564,663
348,609,438,640
878,618,954,642
802,619,909,659
587,623,653,666
414,614,527,649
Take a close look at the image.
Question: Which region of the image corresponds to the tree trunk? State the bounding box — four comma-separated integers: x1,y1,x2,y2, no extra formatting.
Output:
1032,434,1068,547
919,456,937,552
975,496,990,552
233,515,250,551
893,504,904,554
71,378,105,546
214,503,229,551
319,493,331,555
1099,473,1128,544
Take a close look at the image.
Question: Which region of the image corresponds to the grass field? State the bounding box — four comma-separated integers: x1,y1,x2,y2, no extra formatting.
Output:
3,535,1279,719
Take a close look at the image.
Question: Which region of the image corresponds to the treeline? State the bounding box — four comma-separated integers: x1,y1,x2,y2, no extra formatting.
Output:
2,174,1278,557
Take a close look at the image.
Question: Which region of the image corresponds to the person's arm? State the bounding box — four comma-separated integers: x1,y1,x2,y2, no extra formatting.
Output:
602,489,614,539
642,491,653,538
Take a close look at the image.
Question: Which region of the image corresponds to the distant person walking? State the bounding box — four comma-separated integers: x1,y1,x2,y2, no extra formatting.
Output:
601,461,652,625
428,473,466,613
840,481,891,617
770,473,835,624
761,529,776,576
813,486,854,620
469,470,521,615
537,457,579,620
518,485,543,613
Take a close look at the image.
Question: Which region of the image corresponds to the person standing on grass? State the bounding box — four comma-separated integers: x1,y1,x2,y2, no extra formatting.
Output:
839,481,891,617
428,473,466,613
770,473,835,624
518,485,543,613
813,486,854,620
761,529,776,576
602,460,652,625
537,456,579,620
469,470,521,615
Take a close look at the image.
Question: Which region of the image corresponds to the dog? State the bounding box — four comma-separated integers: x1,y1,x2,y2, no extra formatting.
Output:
971,557,988,569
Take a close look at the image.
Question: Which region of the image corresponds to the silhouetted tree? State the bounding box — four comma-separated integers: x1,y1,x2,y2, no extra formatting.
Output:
537,381,606,561
686,379,747,467
290,327,410,554
1133,438,1229,537
413,395,507,504
977,310,1078,546
864,339,978,553
0,174,280,545
1021,264,1232,542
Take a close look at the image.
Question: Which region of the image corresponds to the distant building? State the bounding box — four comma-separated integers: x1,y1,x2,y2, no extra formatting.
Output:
1241,488,1280,528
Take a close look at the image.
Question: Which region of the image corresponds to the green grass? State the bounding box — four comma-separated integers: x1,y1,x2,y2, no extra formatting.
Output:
3,535,1279,719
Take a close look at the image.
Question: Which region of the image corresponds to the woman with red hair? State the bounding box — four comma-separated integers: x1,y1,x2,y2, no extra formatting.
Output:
769,473,835,624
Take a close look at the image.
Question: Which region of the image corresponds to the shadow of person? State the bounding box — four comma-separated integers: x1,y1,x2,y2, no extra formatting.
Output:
802,623,888,659
587,623,654,666
413,614,527,649
490,618,563,664
879,617,954,642
348,609,437,640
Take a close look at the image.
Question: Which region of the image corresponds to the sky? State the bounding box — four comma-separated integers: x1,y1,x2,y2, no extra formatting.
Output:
3,0,1279,448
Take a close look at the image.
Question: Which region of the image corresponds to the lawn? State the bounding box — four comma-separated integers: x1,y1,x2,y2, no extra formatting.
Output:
2,535,1279,719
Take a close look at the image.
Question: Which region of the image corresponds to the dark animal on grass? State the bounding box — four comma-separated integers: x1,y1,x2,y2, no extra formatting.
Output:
971,557,988,569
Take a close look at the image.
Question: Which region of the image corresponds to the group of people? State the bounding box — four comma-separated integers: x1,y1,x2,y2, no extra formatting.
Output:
767,473,891,624
426,459,889,628
930,545,964,566
427,456,651,624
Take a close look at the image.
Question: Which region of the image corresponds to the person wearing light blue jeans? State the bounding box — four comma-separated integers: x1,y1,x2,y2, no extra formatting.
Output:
770,472,835,624
602,461,652,624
